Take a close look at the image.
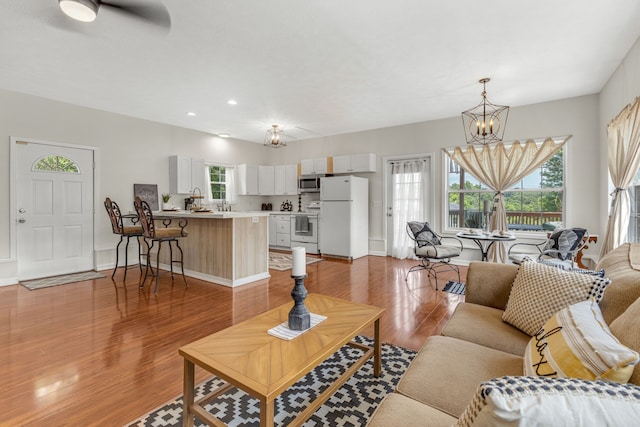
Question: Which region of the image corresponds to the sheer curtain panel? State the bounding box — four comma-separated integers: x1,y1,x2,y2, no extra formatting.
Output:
391,160,427,259
601,97,640,257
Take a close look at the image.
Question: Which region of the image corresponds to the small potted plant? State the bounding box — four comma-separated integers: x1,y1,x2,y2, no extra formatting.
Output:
161,193,172,210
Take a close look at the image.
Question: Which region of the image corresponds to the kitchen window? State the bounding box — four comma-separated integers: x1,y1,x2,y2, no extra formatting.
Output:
445,149,565,232
206,163,235,202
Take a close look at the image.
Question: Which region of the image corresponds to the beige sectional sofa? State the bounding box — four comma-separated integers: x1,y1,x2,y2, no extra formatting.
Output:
369,243,640,426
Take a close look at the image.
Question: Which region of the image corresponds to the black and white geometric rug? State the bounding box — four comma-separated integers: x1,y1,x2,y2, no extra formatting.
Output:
126,336,415,427
442,280,466,295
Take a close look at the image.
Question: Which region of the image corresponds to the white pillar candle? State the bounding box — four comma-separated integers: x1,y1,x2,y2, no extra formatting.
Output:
291,246,306,276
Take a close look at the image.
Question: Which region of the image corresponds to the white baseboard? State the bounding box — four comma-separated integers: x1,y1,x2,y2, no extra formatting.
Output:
368,251,387,257
0,277,18,286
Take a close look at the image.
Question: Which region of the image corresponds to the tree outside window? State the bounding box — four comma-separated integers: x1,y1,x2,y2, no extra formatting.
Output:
447,149,564,232
33,155,79,173
209,165,227,200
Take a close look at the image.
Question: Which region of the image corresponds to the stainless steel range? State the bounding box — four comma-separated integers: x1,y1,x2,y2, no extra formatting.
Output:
289,202,320,254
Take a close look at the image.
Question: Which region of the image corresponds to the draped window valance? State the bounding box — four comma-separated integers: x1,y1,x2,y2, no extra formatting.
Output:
443,136,569,262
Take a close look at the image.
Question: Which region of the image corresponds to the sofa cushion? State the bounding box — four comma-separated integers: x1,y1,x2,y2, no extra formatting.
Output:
610,296,640,386
597,243,640,324
407,221,440,246
455,376,640,427
442,303,530,356
368,393,456,427
396,336,523,418
502,261,610,336
543,227,587,260
524,300,639,382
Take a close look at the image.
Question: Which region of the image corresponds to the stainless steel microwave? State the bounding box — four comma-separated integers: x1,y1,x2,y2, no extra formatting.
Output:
298,175,321,193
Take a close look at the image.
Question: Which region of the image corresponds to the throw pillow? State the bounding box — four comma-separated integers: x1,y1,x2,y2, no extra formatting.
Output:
543,227,587,260
533,256,605,277
455,376,640,427
524,300,639,382
502,261,610,336
407,221,440,247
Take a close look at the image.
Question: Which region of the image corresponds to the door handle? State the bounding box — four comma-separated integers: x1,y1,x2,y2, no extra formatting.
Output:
18,218,26,223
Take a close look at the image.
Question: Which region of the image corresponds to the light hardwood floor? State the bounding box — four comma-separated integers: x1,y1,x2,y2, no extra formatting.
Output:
0,255,466,426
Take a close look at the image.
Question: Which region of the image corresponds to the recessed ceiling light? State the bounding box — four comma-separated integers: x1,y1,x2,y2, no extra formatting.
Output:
227,100,238,105
218,133,231,138
187,112,196,116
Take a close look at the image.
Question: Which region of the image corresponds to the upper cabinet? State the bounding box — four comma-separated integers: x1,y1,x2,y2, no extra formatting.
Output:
258,165,275,195
169,155,206,194
274,164,298,195
332,153,377,174
300,157,328,175
236,164,259,195
237,164,280,195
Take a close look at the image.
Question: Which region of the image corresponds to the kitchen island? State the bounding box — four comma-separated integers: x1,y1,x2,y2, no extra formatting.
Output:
154,211,270,287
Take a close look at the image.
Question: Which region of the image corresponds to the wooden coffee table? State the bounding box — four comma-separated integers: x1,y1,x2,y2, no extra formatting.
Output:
179,293,384,427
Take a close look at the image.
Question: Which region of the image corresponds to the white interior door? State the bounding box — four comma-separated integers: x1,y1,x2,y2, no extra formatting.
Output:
16,140,94,280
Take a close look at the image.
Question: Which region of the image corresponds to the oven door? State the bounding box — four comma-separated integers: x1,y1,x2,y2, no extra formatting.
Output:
290,215,317,243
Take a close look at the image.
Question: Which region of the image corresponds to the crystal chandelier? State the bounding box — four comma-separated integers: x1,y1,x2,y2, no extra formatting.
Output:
461,78,509,145
264,124,287,148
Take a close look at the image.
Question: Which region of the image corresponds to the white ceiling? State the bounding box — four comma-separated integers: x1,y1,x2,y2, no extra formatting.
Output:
2,1,640,143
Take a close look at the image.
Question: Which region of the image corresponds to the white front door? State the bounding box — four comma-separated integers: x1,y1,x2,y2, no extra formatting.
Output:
15,140,94,280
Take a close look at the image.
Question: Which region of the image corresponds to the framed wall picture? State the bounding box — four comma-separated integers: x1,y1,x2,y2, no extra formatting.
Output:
134,184,159,211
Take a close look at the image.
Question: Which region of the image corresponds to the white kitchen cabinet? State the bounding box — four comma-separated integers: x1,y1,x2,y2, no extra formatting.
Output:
236,164,259,195
169,155,206,194
270,214,291,249
258,165,275,195
274,164,298,195
332,153,377,173
300,157,328,175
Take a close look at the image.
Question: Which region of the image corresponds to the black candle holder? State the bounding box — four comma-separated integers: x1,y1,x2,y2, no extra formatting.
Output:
288,274,310,331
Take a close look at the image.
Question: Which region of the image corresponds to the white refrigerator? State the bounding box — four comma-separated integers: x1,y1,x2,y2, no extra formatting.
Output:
319,176,369,259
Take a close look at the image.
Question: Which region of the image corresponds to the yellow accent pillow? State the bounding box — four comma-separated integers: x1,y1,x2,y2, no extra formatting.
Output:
524,299,639,382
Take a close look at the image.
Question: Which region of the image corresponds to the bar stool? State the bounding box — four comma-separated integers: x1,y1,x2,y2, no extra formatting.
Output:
104,197,143,280
134,196,189,293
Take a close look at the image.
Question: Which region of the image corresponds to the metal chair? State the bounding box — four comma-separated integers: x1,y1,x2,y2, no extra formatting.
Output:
104,197,143,280
134,196,189,293
405,221,463,289
508,227,589,269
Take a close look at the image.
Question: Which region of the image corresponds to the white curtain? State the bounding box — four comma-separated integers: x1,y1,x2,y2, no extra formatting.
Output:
600,97,640,257
391,159,427,259
444,137,568,262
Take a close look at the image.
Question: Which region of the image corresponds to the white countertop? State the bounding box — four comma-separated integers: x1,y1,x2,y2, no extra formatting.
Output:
155,210,271,219
268,211,319,216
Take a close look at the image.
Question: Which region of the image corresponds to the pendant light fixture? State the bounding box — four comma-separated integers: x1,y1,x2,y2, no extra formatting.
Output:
264,124,287,148
58,0,99,22
461,78,509,145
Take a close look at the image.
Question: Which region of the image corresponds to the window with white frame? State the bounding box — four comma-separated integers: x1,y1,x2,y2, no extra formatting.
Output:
206,164,235,202
446,149,565,232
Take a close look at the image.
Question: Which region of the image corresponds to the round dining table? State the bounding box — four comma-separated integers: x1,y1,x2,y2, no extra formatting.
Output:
456,231,516,261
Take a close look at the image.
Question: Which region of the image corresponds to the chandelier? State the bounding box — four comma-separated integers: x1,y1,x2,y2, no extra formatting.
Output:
461,78,509,145
264,124,287,148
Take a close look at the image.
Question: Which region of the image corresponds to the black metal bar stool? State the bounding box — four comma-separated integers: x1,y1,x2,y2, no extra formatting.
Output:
104,197,143,281
134,196,188,294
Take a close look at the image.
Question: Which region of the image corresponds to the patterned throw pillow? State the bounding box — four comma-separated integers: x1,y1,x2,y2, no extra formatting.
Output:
543,228,587,260
502,261,610,336
407,221,441,247
455,376,640,427
532,256,606,277
524,300,639,382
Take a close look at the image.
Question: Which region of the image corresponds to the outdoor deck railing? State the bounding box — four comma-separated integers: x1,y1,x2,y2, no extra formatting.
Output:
449,211,562,231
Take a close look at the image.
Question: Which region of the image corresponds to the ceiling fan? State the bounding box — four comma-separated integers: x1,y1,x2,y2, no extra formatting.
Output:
58,0,170,29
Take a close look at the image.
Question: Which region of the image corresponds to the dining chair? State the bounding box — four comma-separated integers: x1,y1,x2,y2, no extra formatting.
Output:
508,227,589,269
104,197,143,280
405,221,463,289
134,196,189,293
